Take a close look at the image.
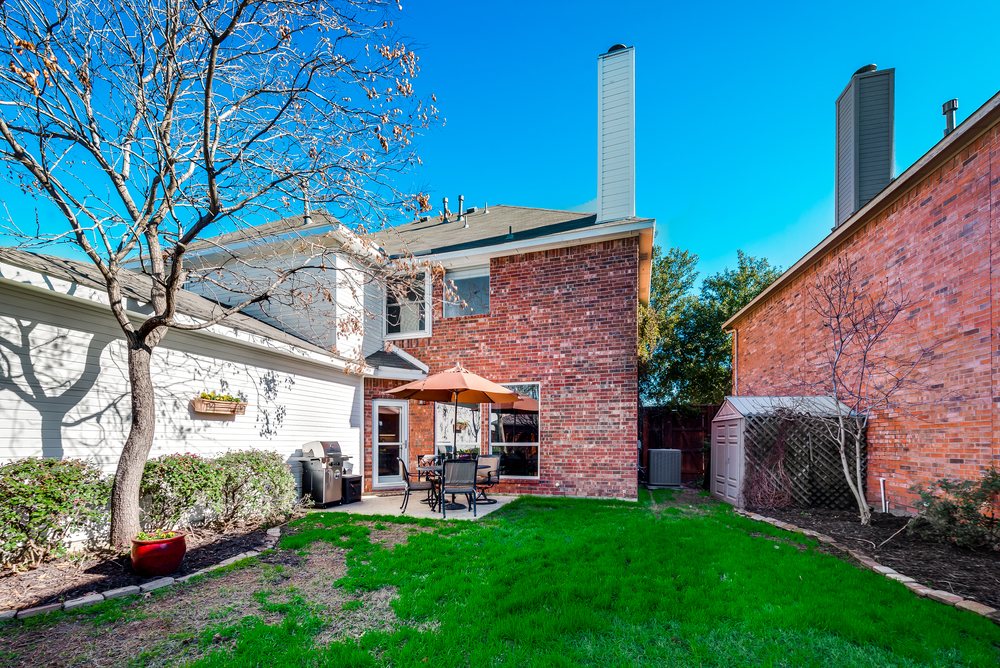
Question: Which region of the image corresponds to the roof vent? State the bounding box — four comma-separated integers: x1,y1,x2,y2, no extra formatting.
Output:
942,99,958,136
854,63,877,75
607,44,627,53
506,226,514,240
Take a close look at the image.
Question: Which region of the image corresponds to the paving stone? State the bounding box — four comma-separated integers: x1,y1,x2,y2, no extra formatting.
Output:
886,573,915,583
858,559,880,570
773,521,788,528
242,551,259,559
782,524,801,532
64,594,104,610
175,571,207,583
955,600,997,616
847,550,866,561
987,610,1000,626
904,582,931,597
16,602,62,618
829,543,849,552
103,585,140,600
815,535,836,543
799,529,818,537
266,527,281,537
872,565,897,575
0,609,17,620
926,590,963,606
139,577,174,593
215,556,239,567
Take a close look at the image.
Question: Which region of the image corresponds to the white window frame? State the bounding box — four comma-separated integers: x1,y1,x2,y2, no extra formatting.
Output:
383,271,433,341
443,266,490,319
489,382,540,480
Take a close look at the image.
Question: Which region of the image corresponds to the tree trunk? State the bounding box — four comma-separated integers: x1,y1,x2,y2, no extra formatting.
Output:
109,340,158,548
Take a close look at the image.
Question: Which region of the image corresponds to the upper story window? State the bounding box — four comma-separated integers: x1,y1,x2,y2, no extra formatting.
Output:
443,267,489,318
385,273,431,338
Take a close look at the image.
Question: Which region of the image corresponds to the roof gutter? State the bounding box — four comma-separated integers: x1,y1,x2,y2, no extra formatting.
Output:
723,87,1000,332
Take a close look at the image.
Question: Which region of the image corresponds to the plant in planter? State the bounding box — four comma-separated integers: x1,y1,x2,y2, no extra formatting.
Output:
192,390,248,415
131,529,187,576
455,420,469,432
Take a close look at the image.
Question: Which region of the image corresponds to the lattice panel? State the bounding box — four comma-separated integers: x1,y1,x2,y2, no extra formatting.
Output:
742,415,866,510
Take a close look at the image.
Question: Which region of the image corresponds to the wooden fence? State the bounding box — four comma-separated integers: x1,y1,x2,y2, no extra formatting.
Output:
639,405,720,482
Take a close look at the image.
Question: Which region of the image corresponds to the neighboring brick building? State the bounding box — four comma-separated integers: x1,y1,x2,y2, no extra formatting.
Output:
362,207,654,500
723,78,1000,513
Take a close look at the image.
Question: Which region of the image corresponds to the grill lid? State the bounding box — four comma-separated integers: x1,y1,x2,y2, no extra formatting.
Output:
299,441,345,460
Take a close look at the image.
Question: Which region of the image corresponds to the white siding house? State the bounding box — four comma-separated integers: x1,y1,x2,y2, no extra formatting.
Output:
0,251,365,488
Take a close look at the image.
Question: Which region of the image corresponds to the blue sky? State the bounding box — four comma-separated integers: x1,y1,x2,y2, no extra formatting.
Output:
4,1,999,286
399,0,1000,283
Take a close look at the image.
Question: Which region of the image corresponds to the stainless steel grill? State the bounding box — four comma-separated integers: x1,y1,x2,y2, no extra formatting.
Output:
293,441,352,506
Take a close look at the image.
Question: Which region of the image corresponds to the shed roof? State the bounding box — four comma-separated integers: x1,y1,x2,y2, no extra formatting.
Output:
714,396,856,420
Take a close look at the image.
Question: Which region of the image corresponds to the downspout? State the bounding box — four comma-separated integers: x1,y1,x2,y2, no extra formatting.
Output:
732,328,739,396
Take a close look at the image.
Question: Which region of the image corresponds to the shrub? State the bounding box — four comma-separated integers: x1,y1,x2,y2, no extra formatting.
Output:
0,458,110,570
139,453,224,530
909,467,1000,549
214,450,297,528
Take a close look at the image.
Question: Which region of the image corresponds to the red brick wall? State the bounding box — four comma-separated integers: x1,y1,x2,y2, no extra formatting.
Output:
731,124,999,513
363,238,640,500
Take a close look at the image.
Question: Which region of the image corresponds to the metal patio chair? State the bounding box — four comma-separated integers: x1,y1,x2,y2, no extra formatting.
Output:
441,459,477,519
475,454,500,505
398,457,436,514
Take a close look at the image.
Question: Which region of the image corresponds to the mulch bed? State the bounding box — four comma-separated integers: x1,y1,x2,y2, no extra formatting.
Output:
0,524,273,612
752,506,1000,609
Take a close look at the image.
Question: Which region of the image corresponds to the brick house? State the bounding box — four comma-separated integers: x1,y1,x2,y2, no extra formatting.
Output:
363,205,653,499
723,69,1000,513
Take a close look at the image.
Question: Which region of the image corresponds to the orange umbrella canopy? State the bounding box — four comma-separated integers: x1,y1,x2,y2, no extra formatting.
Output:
386,363,519,404
494,395,539,412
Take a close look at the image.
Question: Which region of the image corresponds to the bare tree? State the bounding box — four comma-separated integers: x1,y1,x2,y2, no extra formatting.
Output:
801,257,936,525
0,0,437,546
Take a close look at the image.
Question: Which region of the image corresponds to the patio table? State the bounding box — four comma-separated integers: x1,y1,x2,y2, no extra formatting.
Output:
417,465,489,511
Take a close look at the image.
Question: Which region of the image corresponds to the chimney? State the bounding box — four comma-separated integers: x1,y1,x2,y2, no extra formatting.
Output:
834,64,895,228
942,99,958,136
597,44,635,223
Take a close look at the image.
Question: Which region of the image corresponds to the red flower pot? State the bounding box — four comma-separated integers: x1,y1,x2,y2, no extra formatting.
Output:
131,532,187,576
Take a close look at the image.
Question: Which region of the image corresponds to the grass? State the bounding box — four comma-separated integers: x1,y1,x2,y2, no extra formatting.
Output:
3,496,999,667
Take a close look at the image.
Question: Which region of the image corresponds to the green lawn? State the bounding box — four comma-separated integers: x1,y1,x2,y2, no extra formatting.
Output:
5,493,999,667
193,493,998,667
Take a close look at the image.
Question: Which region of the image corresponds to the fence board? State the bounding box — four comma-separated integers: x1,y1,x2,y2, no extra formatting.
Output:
640,405,720,482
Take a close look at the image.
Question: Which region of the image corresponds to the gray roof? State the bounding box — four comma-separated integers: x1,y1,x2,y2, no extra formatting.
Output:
0,248,345,361
184,211,340,254
717,396,856,418
374,205,654,257
364,349,421,371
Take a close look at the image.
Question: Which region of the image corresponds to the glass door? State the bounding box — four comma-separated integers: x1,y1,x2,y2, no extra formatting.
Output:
373,399,408,487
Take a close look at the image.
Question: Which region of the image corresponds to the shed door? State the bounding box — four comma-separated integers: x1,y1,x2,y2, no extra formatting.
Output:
712,419,742,506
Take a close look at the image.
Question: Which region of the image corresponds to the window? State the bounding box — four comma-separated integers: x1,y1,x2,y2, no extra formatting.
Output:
385,273,429,337
435,402,481,455
489,382,539,478
443,267,489,318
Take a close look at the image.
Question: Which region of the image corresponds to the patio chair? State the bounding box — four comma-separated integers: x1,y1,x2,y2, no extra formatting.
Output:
475,454,500,505
441,459,477,519
398,457,436,514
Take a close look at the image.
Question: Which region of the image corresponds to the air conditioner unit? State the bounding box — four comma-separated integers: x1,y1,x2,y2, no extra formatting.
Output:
647,449,682,489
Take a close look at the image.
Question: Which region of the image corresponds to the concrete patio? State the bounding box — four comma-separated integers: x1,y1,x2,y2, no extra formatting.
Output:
314,492,517,520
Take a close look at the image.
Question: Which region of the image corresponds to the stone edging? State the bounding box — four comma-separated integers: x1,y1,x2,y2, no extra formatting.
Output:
0,525,283,621
734,509,1000,626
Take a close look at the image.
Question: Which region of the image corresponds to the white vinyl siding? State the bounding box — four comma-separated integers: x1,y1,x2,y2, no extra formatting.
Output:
0,278,363,489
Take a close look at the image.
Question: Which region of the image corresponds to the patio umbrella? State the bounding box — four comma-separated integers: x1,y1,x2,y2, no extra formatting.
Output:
386,362,519,457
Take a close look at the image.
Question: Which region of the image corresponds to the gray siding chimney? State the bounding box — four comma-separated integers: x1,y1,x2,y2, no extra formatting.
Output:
597,44,635,223
834,65,894,228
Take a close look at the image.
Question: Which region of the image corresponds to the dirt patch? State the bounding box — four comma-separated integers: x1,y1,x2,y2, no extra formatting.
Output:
752,506,1000,609
0,523,278,612
0,517,435,667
